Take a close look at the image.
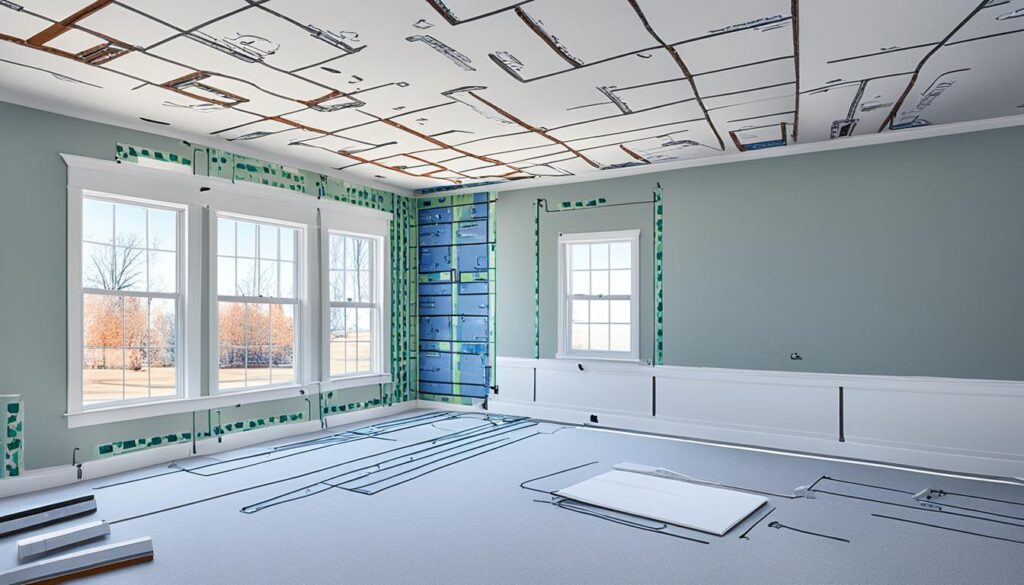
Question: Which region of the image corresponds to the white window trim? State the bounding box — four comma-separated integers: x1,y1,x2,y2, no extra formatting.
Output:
67,165,203,418
320,218,391,391
208,211,312,395
63,154,392,427
556,229,641,362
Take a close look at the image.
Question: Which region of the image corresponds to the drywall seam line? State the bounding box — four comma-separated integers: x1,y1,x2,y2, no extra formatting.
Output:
877,0,988,132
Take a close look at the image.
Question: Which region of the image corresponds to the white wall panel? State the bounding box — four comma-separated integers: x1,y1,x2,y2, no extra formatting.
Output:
493,357,1024,479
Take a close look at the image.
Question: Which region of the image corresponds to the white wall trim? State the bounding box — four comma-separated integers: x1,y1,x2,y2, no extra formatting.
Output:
491,357,1024,479
557,229,641,361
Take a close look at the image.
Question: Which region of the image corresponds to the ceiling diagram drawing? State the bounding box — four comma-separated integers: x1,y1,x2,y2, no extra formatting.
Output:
0,0,1021,192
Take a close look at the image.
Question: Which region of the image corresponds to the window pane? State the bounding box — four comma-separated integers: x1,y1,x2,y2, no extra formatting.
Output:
329,307,347,377
236,258,256,295
115,202,146,250
358,270,371,303
590,299,609,324
280,261,295,298
356,342,372,372
123,296,147,348
345,307,358,339
329,234,345,269
148,298,176,348
354,238,370,270
236,220,256,257
148,208,176,251
609,241,630,269
83,347,124,404
571,270,590,295
571,299,589,323
271,305,294,348
218,257,235,296
357,307,373,346
571,324,589,350
246,343,271,387
83,198,113,244
123,348,148,400
609,269,631,296
330,270,345,303
148,250,177,293
247,303,270,347
609,300,630,323
218,301,246,389
81,198,183,405
259,225,279,260
149,347,177,397
591,270,609,296
82,243,114,289
83,294,122,348
115,245,147,292
590,324,610,351
609,325,630,352
270,302,295,385
345,271,359,303
591,243,609,269
258,259,278,297
344,237,356,269
570,243,589,270
217,218,236,256
280,228,296,262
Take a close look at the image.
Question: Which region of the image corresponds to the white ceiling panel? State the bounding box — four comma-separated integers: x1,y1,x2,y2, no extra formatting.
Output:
0,0,1017,192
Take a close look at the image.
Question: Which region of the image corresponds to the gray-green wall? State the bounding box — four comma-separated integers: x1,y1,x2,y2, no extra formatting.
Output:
0,101,380,470
498,125,1024,380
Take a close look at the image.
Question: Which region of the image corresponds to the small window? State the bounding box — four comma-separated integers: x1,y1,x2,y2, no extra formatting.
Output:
216,215,300,391
81,196,183,405
328,232,379,377
558,230,640,360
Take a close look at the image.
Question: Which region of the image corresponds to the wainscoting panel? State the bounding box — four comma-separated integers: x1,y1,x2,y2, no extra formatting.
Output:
491,357,1024,479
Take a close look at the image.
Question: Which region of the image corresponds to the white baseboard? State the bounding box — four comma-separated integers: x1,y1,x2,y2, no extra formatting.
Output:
0,401,420,500
490,357,1024,479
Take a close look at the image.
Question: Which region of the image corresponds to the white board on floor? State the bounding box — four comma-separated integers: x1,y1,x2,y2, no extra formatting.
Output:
554,469,767,536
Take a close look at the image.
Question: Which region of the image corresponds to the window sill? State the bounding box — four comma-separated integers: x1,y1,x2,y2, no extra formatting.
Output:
322,373,392,392
555,353,644,364
66,384,314,429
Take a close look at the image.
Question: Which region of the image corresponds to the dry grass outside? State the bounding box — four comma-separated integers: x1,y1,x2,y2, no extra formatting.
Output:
330,330,373,376
84,330,372,402
217,366,295,390
83,366,177,404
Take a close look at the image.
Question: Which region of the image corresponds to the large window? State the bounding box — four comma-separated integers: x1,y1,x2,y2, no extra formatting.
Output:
216,216,299,391
328,232,379,377
558,230,640,360
80,196,182,405
66,154,392,426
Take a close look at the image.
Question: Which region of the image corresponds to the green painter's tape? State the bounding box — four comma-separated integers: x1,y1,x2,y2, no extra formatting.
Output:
533,199,542,359
4,400,24,477
654,185,664,366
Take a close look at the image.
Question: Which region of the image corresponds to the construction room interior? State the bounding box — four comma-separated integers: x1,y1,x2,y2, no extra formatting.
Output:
0,1,1023,583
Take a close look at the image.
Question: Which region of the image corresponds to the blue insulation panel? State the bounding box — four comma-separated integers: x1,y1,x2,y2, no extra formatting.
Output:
417,194,494,399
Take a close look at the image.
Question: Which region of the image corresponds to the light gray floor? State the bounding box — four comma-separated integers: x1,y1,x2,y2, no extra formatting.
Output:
2,409,1022,585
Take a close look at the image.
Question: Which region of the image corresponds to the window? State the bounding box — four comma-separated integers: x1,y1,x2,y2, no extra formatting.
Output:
327,232,379,377
558,230,640,360
216,216,300,391
80,196,183,405
66,154,392,426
